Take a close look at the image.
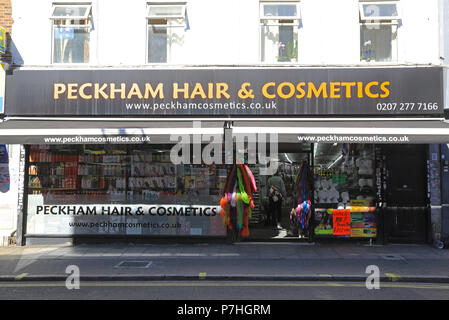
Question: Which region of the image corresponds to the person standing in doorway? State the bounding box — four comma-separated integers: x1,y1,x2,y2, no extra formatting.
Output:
267,170,287,230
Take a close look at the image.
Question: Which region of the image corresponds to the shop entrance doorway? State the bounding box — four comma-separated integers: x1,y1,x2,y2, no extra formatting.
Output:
383,145,429,243
246,143,314,241
246,142,379,242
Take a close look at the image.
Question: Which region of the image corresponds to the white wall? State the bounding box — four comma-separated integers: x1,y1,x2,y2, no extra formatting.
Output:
400,0,440,64
299,0,360,64
11,0,53,65
10,0,442,66
440,0,449,109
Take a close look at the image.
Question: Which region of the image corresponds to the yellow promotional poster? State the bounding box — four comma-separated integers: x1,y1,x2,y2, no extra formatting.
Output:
351,228,377,238
349,200,371,207
0,26,5,54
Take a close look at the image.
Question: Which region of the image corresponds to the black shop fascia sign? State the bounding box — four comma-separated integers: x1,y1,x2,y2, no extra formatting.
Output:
5,67,444,117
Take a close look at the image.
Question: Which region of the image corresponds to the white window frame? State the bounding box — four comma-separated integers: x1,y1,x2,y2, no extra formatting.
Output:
260,2,301,21
50,4,92,65
360,22,398,62
146,3,187,64
359,1,400,21
359,1,400,63
50,4,92,20
147,4,186,20
259,1,301,63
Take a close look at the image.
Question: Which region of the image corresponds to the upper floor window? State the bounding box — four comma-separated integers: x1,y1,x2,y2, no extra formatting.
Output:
260,2,300,63
146,3,187,63
359,1,400,62
51,4,92,64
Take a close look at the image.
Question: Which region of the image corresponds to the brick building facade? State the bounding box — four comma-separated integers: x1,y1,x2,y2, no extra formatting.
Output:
0,0,12,63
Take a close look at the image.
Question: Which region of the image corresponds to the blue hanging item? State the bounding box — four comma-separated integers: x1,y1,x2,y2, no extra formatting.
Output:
0,145,8,163
301,170,307,229
291,161,312,232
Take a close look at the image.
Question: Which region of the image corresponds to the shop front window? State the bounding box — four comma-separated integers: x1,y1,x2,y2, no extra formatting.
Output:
26,144,227,237
147,4,186,63
260,2,300,63
313,144,377,238
51,4,92,64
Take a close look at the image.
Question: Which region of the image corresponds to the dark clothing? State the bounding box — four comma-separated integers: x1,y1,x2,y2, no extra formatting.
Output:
267,174,286,227
268,197,282,226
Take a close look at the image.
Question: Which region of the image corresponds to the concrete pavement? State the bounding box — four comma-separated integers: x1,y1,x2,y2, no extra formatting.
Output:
0,242,448,283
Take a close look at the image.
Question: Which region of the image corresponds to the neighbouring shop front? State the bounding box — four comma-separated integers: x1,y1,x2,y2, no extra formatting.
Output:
1,66,448,245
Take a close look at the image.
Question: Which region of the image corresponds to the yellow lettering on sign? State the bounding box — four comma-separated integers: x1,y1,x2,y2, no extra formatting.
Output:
67,83,78,99
357,82,364,98
94,83,109,99
262,82,276,99
208,83,214,99
190,83,207,99
144,83,164,99
296,82,306,98
54,84,67,99
173,83,189,99
127,83,143,99
380,81,390,98
277,82,295,99
365,81,379,98
216,83,230,99
307,82,328,98
49,80,392,102
110,83,126,99
329,82,341,98
341,82,356,98
79,83,92,99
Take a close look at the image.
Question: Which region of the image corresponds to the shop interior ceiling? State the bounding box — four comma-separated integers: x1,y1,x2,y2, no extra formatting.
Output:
314,144,344,169
279,152,309,164
47,142,342,169
269,143,343,168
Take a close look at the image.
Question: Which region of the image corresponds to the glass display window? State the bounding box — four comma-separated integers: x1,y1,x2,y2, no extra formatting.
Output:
313,144,377,238
26,144,227,237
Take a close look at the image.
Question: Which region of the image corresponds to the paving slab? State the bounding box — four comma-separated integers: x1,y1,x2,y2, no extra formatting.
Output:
1,243,448,283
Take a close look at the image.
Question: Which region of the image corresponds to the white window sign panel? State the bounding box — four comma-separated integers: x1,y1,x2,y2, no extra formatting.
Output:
359,2,400,21
147,4,186,19
260,2,301,20
50,5,92,20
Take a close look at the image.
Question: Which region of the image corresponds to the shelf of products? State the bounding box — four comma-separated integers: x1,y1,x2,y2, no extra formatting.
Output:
313,144,377,239
29,148,78,191
27,145,229,205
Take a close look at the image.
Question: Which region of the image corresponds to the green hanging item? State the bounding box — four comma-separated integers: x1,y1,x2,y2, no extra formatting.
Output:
237,167,250,205
219,164,258,237
237,196,243,229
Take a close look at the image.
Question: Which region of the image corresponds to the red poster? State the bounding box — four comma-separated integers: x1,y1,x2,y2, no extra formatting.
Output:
333,209,351,236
